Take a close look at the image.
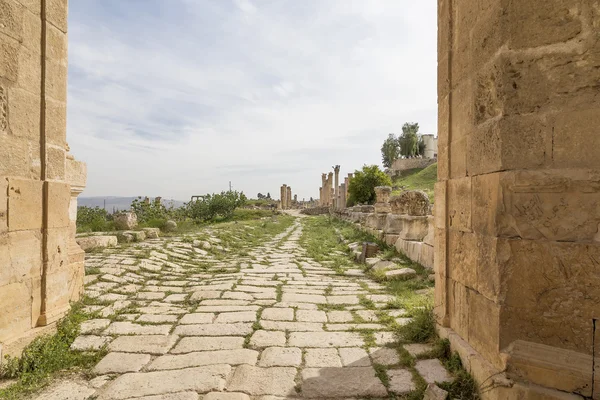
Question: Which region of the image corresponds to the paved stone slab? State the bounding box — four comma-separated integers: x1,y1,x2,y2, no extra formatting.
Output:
301,367,388,398
369,347,400,365
288,332,364,347
125,394,198,400
80,319,111,334
94,352,151,374
304,348,342,367
326,295,360,305
295,310,327,322
171,336,245,353
226,365,297,396
214,311,257,323
104,322,172,336
281,293,326,303
258,347,302,367
137,314,179,324
98,365,231,399
388,369,416,395
173,323,253,336
35,380,96,400
415,359,453,384
338,347,371,367
424,383,450,400
249,330,286,348
179,313,215,324
261,308,294,321
260,321,323,332
149,349,259,370
404,343,435,357
71,335,111,351
203,393,250,400
108,335,177,354
327,311,354,323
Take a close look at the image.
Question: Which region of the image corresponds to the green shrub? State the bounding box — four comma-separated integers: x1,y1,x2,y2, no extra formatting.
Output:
76,206,112,232
185,191,247,222
347,165,392,206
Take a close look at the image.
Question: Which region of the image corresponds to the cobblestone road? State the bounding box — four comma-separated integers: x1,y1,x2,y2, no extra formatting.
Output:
33,215,451,400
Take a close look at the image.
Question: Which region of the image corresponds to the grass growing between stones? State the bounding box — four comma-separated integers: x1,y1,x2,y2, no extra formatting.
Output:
0,303,106,400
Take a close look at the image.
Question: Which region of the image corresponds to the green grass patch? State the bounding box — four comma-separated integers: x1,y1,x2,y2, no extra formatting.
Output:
391,163,437,202
0,303,106,400
395,305,436,343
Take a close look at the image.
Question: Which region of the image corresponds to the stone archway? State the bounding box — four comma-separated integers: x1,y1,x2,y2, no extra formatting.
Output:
436,0,600,398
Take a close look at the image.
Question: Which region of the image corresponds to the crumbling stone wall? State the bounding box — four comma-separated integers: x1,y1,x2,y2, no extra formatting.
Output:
337,188,434,270
0,0,86,357
436,0,600,397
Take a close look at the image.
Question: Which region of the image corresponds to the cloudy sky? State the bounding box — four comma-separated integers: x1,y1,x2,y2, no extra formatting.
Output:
67,0,437,202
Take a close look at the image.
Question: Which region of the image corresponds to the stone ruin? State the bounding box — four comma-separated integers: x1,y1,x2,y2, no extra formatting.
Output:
279,184,293,210
0,0,598,398
0,0,87,357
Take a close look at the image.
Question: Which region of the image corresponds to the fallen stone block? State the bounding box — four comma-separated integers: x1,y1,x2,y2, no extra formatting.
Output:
76,236,117,251
385,268,417,280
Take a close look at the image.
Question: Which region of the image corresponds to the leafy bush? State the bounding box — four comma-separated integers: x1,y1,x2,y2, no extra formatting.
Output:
130,197,169,223
347,165,392,206
76,206,113,232
185,191,247,222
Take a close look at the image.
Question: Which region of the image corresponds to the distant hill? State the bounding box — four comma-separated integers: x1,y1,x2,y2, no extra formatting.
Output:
78,196,186,212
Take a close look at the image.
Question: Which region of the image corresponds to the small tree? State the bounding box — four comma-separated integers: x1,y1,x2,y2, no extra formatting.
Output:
399,122,419,157
347,165,392,206
381,133,400,169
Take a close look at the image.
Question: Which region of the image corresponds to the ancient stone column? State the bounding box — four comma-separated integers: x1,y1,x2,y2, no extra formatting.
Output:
339,183,346,209
321,174,327,206
280,185,287,210
319,187,322,206
286,186,292,209
0,0,87,355
327,172,334,207
344,177,350,205
333,165,340,210
436,1,600,398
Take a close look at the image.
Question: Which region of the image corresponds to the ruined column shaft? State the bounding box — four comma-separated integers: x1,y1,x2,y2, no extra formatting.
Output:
333,166,340,210
286,186,292,208
436,0,600,397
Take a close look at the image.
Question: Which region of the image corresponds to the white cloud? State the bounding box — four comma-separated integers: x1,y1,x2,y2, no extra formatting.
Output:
67,0,437,201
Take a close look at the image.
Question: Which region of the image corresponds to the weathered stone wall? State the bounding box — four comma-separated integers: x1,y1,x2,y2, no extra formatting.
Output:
389,157,436,175
0,0,86,357
436,0,600,397
337,189,434,270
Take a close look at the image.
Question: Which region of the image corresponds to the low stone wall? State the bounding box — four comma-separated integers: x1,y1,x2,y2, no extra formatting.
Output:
300,207,330,216
389,158,436,175
336,189,434,270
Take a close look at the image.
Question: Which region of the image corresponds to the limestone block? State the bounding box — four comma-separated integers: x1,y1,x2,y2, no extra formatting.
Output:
16,42,40,94
0,281,33,343
1,230,41,285
8,87,40,140
390,190,430,216
500,239,600,357
385,268,417,280
505,340,594,398
114,212,138,230
383,214,404,234
384,234,399,246
423,383,448,400
423,216,434,246
447,177,471,233
46,146,65,181
45,0,67,33
66,157,87,188
0,0,24,41
21,8,41,52
468,290,501,370
420,243,434,270
0,33,19,82
47,181,70,228
142,227,160,239
76,235,117,251
7,177,42,231
448,280,469,342
164,220,177,232
398,216,429,241
45,23,67,63
45,59,67,102
0,178,7,233
365,213,386,230
45,98,66,146
1,134,30,177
